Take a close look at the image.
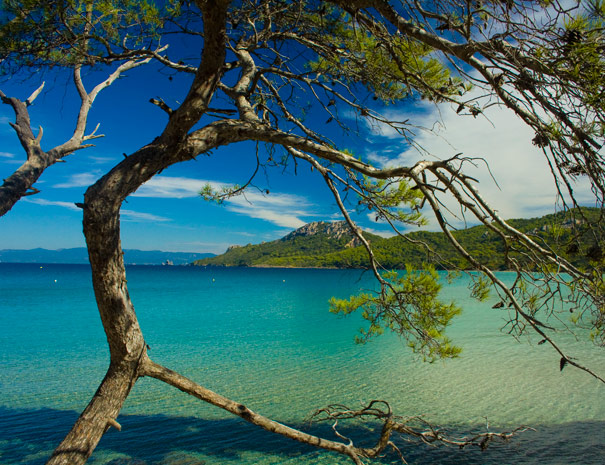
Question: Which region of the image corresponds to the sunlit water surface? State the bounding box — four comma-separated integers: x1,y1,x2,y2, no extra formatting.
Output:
0,264,603,464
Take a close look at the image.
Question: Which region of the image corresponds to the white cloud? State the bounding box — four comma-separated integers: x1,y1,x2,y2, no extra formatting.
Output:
54,172,102,188
132,176,204,198
234,231,257,237
133,175,315,229
23,198,80,211
358,92,593,224
0,151,21,165
367,212,384,224
121,209,171,222
365,151,391,167
364,227,396,238
225,190,311,229
176,241,233,254
328,211,348,220
23,198,170,223
225,205,305,229
366,119,404,139
88,155,116,164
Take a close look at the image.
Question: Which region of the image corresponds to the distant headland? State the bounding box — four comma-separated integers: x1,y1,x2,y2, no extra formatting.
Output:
194,209,602,270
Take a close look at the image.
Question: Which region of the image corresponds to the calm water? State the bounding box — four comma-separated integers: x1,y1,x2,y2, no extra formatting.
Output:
0,263,603,464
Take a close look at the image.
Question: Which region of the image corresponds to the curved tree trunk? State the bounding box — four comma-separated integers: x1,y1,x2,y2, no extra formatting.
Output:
41,115,370,463
47,169,149,464
46,361,142,465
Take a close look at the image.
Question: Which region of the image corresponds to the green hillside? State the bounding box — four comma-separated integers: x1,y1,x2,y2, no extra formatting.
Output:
194,209,603,270
195,221,383,267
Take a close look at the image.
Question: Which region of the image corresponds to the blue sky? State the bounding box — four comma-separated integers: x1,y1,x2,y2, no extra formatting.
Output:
0,58,594,254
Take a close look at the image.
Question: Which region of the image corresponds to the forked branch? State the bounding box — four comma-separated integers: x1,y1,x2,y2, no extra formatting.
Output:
0,52,158,217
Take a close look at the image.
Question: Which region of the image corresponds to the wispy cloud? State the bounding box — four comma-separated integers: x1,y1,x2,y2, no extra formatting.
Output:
328,211,347,220
54,172,102,188
225,191,310,229
23,197,170,223
364,227,396,238
225,205,305,229
88,155,116,165
176,241,233,254
366,212,384,224
365,151,391,167
365,119,404,139
133,175,314,229
0,116,15,135
0,151,21,164
132,176,203,198
23,198,80,211
121,209,171,222
230,230,263,238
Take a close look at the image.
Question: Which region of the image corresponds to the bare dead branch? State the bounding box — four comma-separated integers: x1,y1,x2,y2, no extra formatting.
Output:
149,97,174,115
25,81,45,106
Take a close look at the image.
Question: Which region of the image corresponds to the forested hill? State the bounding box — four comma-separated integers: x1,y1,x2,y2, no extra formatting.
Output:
194,210,603,270
194,221,382,267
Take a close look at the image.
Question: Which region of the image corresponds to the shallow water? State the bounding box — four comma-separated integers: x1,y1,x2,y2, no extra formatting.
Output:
0,264,603,464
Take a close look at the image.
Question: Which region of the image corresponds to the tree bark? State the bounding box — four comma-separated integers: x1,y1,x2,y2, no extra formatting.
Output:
140,358,368,463
47,154,150,465
47,360,142,465
0,153,49,216
42,114,377,463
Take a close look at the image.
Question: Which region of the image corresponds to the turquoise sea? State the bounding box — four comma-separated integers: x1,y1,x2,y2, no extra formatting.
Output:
0,263,603,464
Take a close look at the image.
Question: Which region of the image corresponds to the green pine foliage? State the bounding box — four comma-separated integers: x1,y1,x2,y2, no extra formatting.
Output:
329,265,462,362
304,7,463,103
0,0,163,69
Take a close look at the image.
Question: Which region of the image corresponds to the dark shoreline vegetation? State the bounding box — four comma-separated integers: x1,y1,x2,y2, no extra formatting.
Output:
194,208,604,270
